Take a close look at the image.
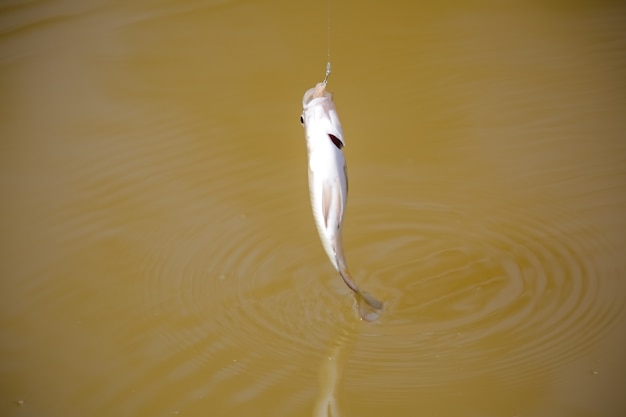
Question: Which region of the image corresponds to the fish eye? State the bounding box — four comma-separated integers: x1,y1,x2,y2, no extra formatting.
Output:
300,115,304,125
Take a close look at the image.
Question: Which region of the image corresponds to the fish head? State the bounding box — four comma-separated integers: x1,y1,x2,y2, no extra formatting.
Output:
300,83,345,149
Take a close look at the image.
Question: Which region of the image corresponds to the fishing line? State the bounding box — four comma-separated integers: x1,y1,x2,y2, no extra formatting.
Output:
323,0,331,83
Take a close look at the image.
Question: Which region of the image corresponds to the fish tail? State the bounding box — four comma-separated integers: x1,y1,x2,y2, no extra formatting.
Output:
359,291,384,310
355,290,383,322
338,268,383,322
335,246,383,320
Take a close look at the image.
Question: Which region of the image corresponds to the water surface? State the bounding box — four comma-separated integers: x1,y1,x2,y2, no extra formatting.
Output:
1,1,625,416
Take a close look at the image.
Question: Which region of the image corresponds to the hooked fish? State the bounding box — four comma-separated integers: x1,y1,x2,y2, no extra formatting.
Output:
300,80,383,321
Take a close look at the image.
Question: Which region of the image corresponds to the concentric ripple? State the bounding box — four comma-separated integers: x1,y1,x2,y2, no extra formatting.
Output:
338,167,626,395
136,153,626,414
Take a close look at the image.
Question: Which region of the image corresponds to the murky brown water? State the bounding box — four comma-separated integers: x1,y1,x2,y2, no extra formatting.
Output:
1,1,625,416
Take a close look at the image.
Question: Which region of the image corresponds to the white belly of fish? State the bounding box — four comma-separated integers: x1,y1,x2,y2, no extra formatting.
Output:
307,143,347,271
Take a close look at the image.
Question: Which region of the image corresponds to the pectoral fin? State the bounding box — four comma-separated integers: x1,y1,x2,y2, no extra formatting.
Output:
328,134,344,149
322,182,331,229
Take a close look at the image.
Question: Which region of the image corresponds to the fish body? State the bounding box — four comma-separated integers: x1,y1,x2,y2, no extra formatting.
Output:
301,82,382,320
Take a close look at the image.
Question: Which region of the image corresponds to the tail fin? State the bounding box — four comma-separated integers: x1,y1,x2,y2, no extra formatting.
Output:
356,291,383,322
337,265,383,321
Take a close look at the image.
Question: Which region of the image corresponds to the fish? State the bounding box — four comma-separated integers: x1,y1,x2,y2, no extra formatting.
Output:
300,81,383,321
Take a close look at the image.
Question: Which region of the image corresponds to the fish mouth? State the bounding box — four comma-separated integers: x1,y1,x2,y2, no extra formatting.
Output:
302,82,331,107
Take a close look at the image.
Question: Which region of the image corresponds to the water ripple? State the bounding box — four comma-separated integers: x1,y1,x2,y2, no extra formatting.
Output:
339,173,625,393
135,154,626,412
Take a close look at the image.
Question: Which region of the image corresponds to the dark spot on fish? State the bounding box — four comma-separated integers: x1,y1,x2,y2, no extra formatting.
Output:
329,134,343,149
300,116,304,125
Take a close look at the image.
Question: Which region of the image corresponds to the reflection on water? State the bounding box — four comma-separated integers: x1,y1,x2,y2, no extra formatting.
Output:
1,1,625,417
